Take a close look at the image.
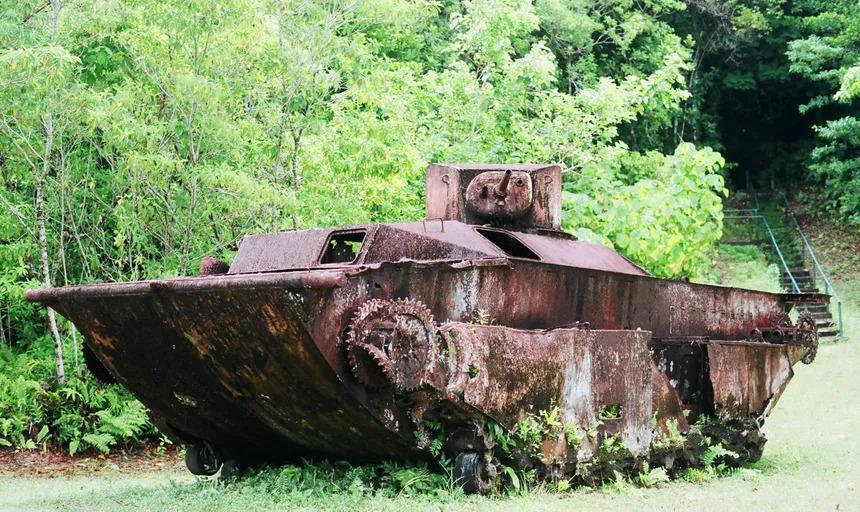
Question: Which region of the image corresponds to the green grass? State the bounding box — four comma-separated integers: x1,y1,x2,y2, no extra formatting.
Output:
2,243,857,511
699,244,781,293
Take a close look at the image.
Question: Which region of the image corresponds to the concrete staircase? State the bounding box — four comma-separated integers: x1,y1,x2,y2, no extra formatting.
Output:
780,268,839,339
725,190,842,341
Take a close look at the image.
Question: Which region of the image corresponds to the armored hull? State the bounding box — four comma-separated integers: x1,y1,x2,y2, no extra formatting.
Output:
27,164,822,489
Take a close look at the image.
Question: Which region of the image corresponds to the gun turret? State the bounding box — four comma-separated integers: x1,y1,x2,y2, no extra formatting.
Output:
425,164,562,230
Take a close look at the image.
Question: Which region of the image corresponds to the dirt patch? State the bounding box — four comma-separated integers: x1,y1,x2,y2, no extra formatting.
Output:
0,444,183,477
790,196,860,276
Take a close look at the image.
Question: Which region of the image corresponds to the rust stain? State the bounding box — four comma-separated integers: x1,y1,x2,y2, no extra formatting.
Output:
24,163,823,489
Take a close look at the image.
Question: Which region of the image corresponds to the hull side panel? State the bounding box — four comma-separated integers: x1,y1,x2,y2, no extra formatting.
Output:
45,284,417,461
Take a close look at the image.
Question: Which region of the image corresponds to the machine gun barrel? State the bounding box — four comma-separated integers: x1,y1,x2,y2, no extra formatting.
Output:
493,169,512,198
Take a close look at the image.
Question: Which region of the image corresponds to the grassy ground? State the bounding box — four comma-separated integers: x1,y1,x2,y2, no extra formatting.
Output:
1,239,858,511
704,244,782,293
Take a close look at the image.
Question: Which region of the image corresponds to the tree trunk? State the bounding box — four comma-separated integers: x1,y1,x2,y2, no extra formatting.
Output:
37,114,65,383
0,297,6,348
4,298,9,348
291,129,302,188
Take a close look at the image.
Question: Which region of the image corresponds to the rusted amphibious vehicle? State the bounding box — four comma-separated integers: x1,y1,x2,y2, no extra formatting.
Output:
27,164,822,491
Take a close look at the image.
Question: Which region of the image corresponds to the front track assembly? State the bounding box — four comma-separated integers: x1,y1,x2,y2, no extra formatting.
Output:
339,298,818,493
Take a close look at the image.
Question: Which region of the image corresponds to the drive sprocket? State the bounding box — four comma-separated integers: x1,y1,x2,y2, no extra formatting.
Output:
345,298,437,390
794,312,818,365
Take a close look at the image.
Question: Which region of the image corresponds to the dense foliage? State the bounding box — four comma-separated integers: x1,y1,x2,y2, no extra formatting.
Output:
0,0,847,455
0,345,157,453
786,1,860,225
667,0,860,222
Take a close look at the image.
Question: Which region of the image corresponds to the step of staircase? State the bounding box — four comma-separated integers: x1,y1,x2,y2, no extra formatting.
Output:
819,330,839,339
780,274,817,290
807,311,833,321
780,277,815,285
794,308,839,339
800,304,830,313
781,285,818,292
783,286,819,293
781,268,811,275
795,304,838,341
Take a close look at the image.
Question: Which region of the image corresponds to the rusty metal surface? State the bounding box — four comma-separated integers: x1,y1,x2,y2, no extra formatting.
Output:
199,256,229,275
426,164,562,229
24,162,825,482
425,325,654,458
26,270,348,302
465,170,534,221
515,231,649,274
228,227,370,274
32,276,418,463
27,252,821,467
651,366,690,434
333,260,791,338
364,223,500,263
226,221,649,276
707,343,794,419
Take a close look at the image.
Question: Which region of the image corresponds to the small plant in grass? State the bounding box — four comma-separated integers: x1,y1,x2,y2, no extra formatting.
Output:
699,439,739,471
597,404,622,420
600,470,633,494
414,418,445,458
586,419,602,440
486,419,516,454
470,309,494,326
501,465,538,495
597,434,629,458
380,462,449,496
679,466,714,483
504,405,582,459
652,418,684,451
635,461,670,487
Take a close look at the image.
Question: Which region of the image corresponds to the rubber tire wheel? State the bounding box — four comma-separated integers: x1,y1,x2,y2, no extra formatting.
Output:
454,451,489,494
185,442,221,476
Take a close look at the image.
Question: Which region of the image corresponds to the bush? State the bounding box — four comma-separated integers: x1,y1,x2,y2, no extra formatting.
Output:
564,143,728,278
0,340,159,455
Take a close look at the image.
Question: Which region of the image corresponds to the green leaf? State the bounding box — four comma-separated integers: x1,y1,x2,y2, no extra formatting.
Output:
504,466,521,492
35,425,49,444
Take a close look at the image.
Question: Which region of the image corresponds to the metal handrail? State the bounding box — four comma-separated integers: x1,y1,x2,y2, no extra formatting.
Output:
741,182,843,336
779,193,844,336
761,215,802,294
724,213,801,293
751,188,762,211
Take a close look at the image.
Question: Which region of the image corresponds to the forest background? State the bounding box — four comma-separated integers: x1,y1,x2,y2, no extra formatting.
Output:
0,0,858,455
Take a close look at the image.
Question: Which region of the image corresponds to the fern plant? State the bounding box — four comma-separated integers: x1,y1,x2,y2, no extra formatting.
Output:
0,342,158,455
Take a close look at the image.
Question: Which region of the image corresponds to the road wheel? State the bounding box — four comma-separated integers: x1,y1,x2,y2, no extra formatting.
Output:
454,451,492,494
185,441,221,476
